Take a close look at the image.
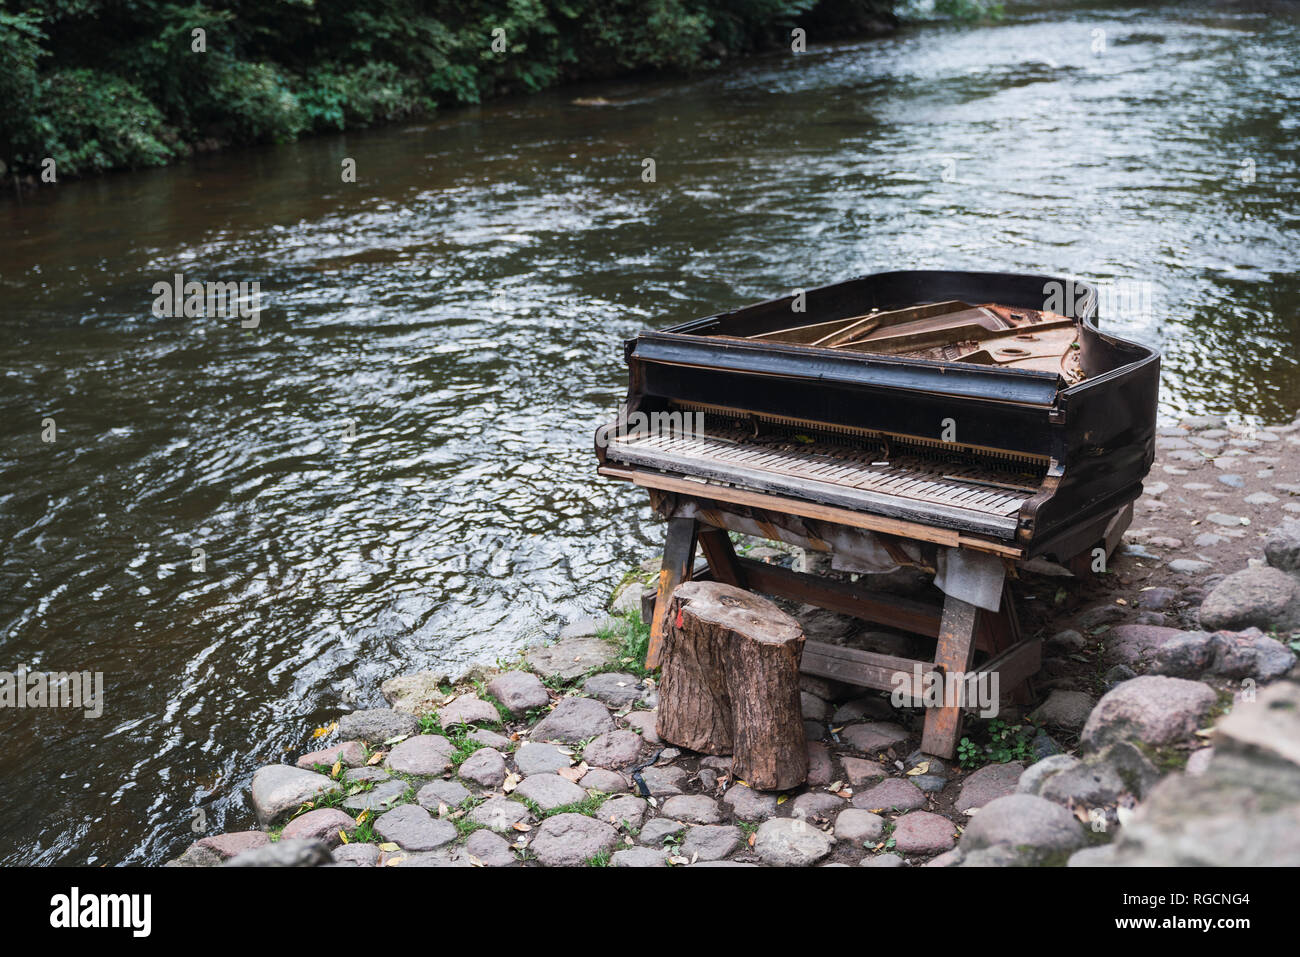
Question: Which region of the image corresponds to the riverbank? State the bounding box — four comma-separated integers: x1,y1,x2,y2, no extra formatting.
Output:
0,0,896,188
171,410,1300,867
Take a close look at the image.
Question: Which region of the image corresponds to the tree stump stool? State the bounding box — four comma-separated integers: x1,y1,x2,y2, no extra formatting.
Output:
655,580,807,790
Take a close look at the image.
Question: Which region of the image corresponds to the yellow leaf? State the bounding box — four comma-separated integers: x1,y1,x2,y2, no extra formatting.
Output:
906,762,929,776
379,842,400,852
777,794,788,805
338,830,349,845
512,822,532,832
384,856,406,867
367,751,385,766
311,721,338,740
468,855,485,867
331,760,342,779
355,809,369,824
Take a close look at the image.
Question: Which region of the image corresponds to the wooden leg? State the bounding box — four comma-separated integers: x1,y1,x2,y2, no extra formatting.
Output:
920,594,980,759
645,516,698,670
697,526,747,588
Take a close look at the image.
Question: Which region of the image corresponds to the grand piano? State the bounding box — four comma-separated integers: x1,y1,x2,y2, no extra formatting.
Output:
596,270,1160,757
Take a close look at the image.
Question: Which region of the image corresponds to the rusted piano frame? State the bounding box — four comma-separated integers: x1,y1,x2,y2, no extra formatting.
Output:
601,462,1130,759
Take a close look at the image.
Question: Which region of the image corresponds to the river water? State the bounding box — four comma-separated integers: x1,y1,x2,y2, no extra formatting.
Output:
0,1,1297,864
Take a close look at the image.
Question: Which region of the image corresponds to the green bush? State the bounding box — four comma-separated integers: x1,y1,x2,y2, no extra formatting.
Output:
0,0,898,179
208,58,306,143
32,68,179,174
299,62,429,132
0,10,46,161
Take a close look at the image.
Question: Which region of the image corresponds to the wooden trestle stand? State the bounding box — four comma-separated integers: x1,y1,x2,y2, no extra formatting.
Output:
638,494,1056,761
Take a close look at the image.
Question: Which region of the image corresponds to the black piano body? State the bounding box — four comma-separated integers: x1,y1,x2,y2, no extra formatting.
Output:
597,270,1161,564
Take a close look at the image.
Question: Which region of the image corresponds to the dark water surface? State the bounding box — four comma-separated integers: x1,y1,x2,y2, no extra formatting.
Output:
1,1,1298,864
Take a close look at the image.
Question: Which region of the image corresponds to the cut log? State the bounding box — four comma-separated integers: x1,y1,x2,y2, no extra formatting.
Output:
656,580,808,790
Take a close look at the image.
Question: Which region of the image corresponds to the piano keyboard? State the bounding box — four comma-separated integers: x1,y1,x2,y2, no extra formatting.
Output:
605,429,1041,539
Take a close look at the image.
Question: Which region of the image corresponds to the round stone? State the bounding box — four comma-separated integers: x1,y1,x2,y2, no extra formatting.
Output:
530,813,619,866
893,811,957,855
753,818,833,867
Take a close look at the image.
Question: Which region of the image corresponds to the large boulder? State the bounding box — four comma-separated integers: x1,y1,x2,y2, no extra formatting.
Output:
1208,629,1296,681
1264,519,1300,572
250,766,341,827
380,671,447,715
1105,681,1300,866
1199,566,1300,632
1040,742,1160,806
958,794,1086,863
1017,754,1081,796
1080,676,1218,752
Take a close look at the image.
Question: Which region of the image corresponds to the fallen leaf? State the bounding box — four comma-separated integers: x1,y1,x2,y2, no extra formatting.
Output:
669,855,689,866
338,830,349,845
311,722,338,740
503,772,522,793
354,810,370,825
511,822,532,832
383,856,406,867
383,734,409,746
777,794,788,805
378,842,400,852
906,762,929,776
557,762,589,784
437,801,449,817
331,760,342,779
366,751,385,766
468,854,485,867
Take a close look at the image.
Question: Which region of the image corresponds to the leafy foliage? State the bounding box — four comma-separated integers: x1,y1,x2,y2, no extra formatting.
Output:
957,718,1037,769
0,0,896,177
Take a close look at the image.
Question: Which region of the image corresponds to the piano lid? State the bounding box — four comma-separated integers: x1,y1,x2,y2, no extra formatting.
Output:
630,332,1065,407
